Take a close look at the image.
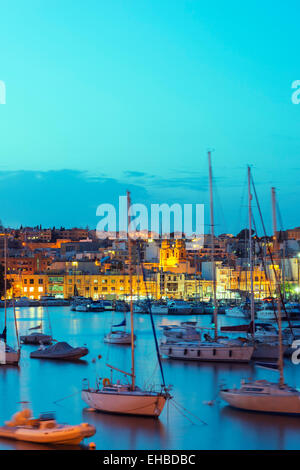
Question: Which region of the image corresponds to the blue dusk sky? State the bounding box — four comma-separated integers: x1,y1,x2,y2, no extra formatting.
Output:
0,0,299,234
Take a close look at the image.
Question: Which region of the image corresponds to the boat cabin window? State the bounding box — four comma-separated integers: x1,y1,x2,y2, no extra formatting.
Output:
243,387,264,392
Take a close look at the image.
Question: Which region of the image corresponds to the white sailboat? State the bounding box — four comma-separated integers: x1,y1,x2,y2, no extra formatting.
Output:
221,186,300,414
160,152,254,363
104,311,133,345
82,192,171,417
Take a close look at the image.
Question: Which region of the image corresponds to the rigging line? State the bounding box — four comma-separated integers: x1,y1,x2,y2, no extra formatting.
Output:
172,398,207,425
170,400,206,426
251,175,293,335
136,240,166,388
170,401,195,425
143,360,159,390
252,212,279,322
276,199,290,302
235,171,248,236
53,389,81,404
213,179,227,235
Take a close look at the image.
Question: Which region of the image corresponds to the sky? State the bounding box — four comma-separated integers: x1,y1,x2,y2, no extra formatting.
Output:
0,0,299,234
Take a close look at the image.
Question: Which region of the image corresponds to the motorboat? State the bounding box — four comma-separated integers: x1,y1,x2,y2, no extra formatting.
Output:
133,301,147,313
20,332,53,345
189,302,205,314
114,300,130,312
284,302,300,319
0,407,95,445
203,302,215,314
30,342,88,361
220,380,300,415
87,301,105,312
160,321,201,343
167,300,192,315
225,303,251,319
103,300,114,311
256,303,277,320
75,302,90,312
254,322,278,341
149,302,169,315
39,295,69,307
70,297,90,311
14,297,38,307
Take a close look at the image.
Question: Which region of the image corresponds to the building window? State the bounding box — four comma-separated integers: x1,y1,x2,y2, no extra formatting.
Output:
38,287,43,292
30,279,34,285
38,279,43,285
24,287,28,293
29,287,34,292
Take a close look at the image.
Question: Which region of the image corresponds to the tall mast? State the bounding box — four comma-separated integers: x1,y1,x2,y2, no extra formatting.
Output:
247,167,255,331
4,234,7,341
208,151,218,339
271,187,284,388
127,191,135,390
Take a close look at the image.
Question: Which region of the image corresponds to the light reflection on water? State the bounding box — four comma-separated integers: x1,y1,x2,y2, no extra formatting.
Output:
0,306,299,450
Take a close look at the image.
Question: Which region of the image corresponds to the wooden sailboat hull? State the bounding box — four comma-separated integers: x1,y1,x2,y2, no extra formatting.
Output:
82,390,167,417
220,390,300,414
160,343,254,362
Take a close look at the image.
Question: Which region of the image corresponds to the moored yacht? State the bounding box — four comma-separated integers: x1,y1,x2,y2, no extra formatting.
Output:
39,295,69,307
256,303,277,320
225,303,251,319
82,379,170,417
220,380,300,414
82,192,171,418
167,300,192,315
160,321,201,343
221,185,295,415
160,337,254,362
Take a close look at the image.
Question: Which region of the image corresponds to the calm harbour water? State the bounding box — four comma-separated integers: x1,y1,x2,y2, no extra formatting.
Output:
0,306,300,450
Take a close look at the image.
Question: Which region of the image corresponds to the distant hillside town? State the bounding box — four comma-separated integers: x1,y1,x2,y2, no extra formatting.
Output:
0,225,299,301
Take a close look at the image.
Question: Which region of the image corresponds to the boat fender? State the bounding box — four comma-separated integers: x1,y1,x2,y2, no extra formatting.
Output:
103,378,110,387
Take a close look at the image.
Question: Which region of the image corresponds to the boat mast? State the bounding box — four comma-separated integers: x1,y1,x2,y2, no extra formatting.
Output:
4,234,7,342
208,151,218,339
271,187,284,388
247,167,255,332
127,191,135,390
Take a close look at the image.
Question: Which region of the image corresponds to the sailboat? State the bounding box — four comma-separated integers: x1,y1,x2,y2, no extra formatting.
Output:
160,152,254,363
82,192,171,417
104,315,133,345
0,235,20,366
220,186,300,414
